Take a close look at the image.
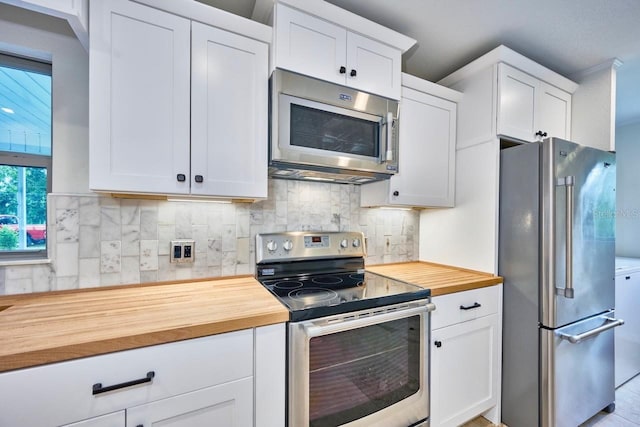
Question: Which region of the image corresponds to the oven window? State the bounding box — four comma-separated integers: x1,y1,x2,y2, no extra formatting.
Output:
290,104,380,158
308,315,421,427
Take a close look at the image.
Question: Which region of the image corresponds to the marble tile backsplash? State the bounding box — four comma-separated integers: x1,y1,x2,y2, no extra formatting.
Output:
0,179,420,295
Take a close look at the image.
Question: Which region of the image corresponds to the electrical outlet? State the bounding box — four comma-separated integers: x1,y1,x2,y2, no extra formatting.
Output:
170,240,195,263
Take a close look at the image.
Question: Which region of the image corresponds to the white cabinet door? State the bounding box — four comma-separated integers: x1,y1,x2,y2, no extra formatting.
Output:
361,86,456,207
497,63,572,143
431,314,500,427
62,412,125,427
393,87,456,207
539,81,572,140
274,4,347,86
497,64,538,142
274,4,401,99
126,378,253,427
90,0,191,195
346,32,401,100
191,22,268,199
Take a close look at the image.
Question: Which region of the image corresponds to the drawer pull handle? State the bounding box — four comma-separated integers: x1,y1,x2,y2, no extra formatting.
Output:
460,302,482,311
92,371,155,395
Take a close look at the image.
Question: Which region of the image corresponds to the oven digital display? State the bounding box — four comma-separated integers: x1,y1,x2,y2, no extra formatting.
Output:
304,235,330,248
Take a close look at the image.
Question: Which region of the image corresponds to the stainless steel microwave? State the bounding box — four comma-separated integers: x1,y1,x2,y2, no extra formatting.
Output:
269,69,399,184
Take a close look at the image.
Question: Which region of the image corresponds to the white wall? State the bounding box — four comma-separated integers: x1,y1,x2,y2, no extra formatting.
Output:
616,121,640,257
0,3,89,194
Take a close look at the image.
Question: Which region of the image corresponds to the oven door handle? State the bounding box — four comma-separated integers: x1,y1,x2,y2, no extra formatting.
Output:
304,302,436,338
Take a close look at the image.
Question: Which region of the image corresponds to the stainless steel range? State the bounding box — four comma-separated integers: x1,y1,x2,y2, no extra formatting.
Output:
256,231,434,427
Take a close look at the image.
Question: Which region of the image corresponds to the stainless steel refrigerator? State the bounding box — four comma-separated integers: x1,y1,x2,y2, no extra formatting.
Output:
499,138,624,427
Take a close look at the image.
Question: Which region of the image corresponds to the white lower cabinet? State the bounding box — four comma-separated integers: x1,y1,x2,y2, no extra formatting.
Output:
62,412,125,427
127,378,253,427
430,285,502,427
0,325,284,427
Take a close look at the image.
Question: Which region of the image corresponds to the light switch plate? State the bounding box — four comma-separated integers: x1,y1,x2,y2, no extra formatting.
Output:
170,240,195,263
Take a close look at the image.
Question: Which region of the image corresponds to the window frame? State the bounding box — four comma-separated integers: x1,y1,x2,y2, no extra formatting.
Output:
0,53,52,261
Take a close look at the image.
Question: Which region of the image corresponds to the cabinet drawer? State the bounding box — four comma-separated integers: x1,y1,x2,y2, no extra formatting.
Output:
431,285,500,330
0,329,253,427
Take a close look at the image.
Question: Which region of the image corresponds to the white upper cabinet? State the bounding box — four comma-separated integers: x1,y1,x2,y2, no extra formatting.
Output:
90,0,191,195
439,45,578,150
274,4,346,86
497,63,572,143
344,31,400,98
273,3,406,100
90,0,268,199
191,23,268,199
361,74,460,208
538,81,573,141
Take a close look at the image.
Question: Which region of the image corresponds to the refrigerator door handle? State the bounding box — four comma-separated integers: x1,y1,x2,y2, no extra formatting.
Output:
556,317,624,344
557,175,575,298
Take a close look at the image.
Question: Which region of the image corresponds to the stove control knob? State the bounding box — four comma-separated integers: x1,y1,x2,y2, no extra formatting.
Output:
340,239,349,249
352,238,361,248
266,240,278,252
283,240,293,251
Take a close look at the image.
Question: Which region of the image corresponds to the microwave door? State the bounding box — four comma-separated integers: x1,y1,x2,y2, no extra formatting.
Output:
277,93,389,173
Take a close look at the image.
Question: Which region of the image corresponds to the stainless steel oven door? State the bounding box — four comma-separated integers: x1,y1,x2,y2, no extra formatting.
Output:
289,300,434,427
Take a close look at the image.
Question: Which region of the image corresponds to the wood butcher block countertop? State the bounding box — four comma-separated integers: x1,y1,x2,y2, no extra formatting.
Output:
366,261,503,296
0,277,288,373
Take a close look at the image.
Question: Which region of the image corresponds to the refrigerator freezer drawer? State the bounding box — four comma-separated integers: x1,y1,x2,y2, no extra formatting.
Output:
540,313,620,427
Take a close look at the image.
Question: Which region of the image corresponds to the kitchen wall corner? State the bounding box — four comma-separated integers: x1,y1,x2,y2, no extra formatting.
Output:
0,179,420,295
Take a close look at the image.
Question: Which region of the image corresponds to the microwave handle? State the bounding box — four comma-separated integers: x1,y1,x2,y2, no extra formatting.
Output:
380,112,394,163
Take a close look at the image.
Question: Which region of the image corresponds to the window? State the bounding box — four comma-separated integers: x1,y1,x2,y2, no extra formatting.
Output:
0,53,51,258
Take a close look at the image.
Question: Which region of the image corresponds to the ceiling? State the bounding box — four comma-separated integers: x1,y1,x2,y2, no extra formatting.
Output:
199,0,640,126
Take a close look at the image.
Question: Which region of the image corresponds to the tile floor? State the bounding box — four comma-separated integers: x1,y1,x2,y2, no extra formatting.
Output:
461,373,640,427
582,374,640,426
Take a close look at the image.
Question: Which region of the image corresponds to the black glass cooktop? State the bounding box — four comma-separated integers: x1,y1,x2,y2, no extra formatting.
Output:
260,271,431,321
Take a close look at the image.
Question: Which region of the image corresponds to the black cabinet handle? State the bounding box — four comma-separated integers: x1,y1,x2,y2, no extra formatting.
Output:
434,340,442,348
92,371,155,395
176,174,186,182
350,69,357,77
535,130,548,138
136,425,143,427
194,175,204,183
626,276,631,280
339,66,346,74
393,191,399,196
460,302,482,311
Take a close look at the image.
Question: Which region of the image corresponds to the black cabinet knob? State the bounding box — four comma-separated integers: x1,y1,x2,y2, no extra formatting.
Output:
350,69,357,77
434,340,442,348
194,175,204,183
392,190,399,196
339,66,346,74
176,174,186,182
